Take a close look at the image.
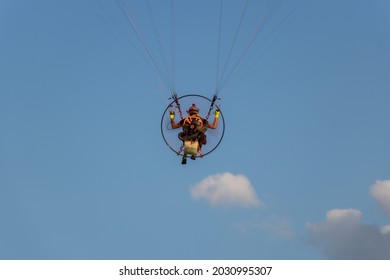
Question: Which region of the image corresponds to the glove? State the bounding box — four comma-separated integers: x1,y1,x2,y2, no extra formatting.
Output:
170,110,175,119
214,109,220,119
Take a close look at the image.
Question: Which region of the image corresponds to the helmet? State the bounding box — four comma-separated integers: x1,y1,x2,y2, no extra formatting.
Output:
187,104,199,115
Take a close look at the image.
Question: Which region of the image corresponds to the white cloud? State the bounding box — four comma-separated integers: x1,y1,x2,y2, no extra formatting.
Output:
306,208,390,259
381,225,390,235
370,180,390,215
190,172,262,207
326,209,362,224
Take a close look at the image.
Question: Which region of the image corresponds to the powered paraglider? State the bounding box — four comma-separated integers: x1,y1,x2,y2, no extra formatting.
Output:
161,94,225,159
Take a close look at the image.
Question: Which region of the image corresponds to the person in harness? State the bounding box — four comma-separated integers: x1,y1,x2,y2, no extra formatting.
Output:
170,103,219,164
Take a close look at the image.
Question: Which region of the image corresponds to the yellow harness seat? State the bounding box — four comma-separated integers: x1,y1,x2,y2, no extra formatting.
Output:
183,140,198,156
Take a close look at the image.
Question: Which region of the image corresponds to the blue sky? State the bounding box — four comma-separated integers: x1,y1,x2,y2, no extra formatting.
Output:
1,0,389,260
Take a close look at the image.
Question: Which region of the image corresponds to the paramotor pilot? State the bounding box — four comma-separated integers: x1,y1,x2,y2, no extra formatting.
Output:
170,103,219,164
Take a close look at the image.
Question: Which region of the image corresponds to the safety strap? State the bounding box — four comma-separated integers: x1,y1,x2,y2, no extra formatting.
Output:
206,94,218,120
172,92,184,119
